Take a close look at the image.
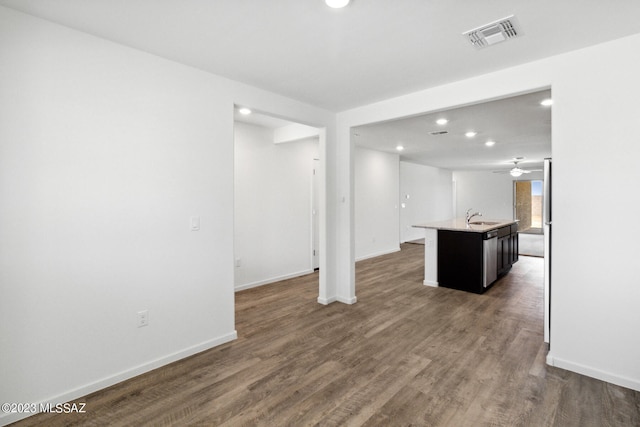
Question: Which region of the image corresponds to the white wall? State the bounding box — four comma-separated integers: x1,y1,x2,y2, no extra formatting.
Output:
354,147,400,260
3,8,640,427
234,122,318,290
453,170,544,220
547,35,640,390
337,33,640,391
400,161,453,242
0,7,335,425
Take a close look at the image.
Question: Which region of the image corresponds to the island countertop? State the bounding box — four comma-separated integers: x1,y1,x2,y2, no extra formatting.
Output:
413,218,518,233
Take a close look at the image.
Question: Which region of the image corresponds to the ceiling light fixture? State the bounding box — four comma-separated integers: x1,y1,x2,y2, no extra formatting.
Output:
396,145,404,151
325,0,350,8
540,98,553,107
485,140,496,147
465,131,477,138
238,107,252,115
510,158,527,176
436,118,448,125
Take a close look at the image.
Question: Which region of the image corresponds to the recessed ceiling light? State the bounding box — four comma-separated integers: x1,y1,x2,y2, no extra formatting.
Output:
325,0,350,8
436,118,448,125
540,98,553,107
238,107,252,115
465,131,477,138
396,145,404,151
485,140,496,147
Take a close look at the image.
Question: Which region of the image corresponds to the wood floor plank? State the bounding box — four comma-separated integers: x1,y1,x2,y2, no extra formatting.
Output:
9,243,640,426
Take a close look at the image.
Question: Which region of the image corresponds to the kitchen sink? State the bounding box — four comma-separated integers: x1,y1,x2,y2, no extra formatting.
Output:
469,221,500,225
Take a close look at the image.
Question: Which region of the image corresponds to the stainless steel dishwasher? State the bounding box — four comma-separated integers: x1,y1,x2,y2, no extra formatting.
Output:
483,230,498,287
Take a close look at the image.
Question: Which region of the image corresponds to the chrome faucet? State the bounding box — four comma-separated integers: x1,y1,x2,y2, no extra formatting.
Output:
466,208,482,224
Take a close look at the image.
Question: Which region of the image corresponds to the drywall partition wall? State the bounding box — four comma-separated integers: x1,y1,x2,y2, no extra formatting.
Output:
336,33,640,391
0,7,336,425
333,116,355,304
452,170,544,220
453,171,542,219
354,147,400,260
453,171,513,219
0,9,234,418
234,122,319,290
545,34,640,391
273,123,320,144
400,162,453,243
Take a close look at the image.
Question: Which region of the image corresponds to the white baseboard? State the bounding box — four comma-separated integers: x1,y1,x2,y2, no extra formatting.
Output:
337,295,357,304
423,279,439,287
317,296,336,305
235,269,314,292
546,352,640,392
0,331,238,427
317,296,357,305
355,247,400,262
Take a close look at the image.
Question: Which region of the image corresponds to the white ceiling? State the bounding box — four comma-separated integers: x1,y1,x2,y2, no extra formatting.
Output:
3,0,640,112
234,110,295,130
238,89,551,171
353,89,551,171
3,1,637,170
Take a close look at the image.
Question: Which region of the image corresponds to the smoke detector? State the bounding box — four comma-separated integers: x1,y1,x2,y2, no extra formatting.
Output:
463,15,521,49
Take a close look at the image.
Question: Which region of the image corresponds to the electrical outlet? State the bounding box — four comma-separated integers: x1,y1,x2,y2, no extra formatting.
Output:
190,216,200,231
137,310,149,328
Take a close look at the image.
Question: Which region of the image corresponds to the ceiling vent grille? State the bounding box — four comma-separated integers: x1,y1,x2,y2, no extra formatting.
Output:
429,130,449,136
463,15,521,49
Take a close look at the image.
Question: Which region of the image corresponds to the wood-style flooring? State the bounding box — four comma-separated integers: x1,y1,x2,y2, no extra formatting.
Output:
11,243,640,426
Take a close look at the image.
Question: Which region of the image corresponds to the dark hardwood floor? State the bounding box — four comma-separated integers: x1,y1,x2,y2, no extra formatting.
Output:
11,243,640,426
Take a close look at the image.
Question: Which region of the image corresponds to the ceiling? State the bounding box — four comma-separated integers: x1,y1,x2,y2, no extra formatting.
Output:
3,0,640,112
3,1,636,171
234,110,295,130
353,89,551,171
236,89,551,171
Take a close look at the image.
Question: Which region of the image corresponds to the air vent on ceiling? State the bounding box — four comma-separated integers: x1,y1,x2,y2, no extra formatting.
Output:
463,15,521,49
429,130,449,136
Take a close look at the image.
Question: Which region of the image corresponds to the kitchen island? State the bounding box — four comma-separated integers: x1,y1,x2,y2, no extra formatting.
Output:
413,218,518,293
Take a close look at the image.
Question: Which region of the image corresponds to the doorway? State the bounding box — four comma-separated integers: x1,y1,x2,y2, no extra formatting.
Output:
233,108,321,292
514,180,543,234
514,179,544,258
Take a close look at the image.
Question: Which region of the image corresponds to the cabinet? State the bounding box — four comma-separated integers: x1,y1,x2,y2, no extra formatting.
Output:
438,225,519,294
510,224,519,265
497,226,510,275
437,230,484,293
497,225,519,276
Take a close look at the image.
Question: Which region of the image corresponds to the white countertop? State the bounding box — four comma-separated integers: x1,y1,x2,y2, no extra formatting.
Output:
413,218,518,233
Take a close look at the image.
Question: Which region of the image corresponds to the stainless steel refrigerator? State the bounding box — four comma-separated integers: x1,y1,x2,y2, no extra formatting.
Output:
543,158,552,344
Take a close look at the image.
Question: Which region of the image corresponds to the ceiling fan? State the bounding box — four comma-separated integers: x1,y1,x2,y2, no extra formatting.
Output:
493,160,542,177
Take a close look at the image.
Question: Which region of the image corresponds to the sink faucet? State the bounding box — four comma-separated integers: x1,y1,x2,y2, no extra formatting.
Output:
466,208,482,224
